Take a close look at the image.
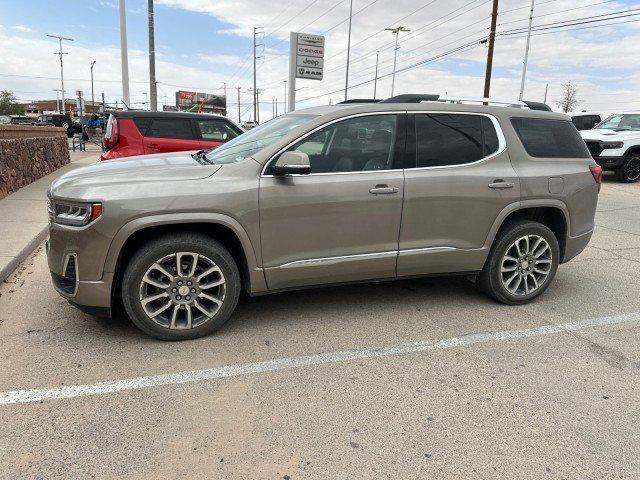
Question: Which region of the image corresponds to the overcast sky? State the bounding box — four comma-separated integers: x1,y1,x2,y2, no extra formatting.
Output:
0,0,638,121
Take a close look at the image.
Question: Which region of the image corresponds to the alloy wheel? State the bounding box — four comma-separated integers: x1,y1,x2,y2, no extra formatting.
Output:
625,157,640,181
139,252,226,329
500,235,552,296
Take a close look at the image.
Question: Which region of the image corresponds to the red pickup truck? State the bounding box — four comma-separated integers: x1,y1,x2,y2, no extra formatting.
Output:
101,111,243,161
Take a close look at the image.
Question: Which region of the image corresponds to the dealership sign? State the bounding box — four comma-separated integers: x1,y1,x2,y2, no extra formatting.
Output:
294,32,324,80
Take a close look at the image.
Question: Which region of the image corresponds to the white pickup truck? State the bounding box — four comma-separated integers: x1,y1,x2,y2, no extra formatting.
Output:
580,112,640,183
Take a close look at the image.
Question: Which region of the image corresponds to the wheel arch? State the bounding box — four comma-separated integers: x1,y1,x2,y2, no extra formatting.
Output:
106,214,267,308
485,201,569,262
624,145,640,157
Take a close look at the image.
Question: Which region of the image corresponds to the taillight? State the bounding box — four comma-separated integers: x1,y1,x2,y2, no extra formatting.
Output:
103,115,119,150
590,164,603,192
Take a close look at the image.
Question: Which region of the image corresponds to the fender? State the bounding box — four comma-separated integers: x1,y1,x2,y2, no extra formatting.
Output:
102,212,268,293
483,199,571,250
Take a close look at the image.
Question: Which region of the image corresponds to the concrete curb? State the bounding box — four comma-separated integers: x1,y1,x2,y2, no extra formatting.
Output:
0,225,48,283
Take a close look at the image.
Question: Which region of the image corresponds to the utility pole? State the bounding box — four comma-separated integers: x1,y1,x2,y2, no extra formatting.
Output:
483,0,499,99
143,92,148,109
253,27,263,126
101,92,105,115
386,26,410,96
275,97,278,117
519,0,535,101
47,34,73,114
373,51,379,99
236,86,241,123
148,0,157,110
284,80,288,112
223,82,227,116
118,0,131,108
344,0,354,101
90,60,96,114
255,89,261,124
543,83,549,103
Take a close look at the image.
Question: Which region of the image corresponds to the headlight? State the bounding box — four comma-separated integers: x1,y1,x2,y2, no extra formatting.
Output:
601,141,623,150
48,199,102,226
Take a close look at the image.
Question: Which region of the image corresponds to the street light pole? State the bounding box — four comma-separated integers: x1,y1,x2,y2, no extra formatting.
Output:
118,0,131,108
90,60,96,114
47,34,73,114
386,26,410,96
519,0,535,101
344,0,353,101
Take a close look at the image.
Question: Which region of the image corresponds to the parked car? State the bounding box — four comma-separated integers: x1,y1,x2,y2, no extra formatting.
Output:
36,113,74,137
47,94,600,340
569,111,604,131
101,111,243,161
580,112,640,183
7,115,34,125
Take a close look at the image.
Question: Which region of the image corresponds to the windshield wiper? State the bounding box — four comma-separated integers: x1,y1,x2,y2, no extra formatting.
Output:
191,150,212,165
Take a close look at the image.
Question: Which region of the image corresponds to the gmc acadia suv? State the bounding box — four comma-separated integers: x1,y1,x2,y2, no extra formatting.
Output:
47,95,601,340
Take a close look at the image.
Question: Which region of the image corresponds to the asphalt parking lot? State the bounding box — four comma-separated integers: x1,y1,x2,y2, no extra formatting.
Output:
1,175,639,479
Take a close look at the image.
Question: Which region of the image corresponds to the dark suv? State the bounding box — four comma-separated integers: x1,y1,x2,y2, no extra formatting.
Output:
101,111,243,161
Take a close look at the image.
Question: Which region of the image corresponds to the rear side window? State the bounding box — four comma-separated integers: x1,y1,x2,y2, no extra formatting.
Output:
196,120,239,141
511,118,590,158
146,118,194,139
415,113,500,168
133,117,152,135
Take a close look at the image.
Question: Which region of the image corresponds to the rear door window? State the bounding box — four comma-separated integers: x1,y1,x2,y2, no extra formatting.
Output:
511,118,590,158
146,118,194,139
196,119,239,142
415,113,500,168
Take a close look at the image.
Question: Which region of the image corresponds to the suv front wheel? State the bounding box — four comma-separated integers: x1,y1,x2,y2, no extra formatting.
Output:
122,233,241,340
479,221,560,305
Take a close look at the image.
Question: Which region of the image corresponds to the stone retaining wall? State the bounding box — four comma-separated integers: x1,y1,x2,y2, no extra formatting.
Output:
0,126,70,199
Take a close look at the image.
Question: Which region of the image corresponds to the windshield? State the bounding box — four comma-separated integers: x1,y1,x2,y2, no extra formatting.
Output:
596,114,640,131
204,113,317,164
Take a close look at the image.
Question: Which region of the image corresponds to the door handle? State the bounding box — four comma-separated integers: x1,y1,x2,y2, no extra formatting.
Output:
369,184,399,195
488,180,514,189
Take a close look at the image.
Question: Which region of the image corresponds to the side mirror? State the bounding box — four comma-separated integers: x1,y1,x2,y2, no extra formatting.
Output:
272,151,311,175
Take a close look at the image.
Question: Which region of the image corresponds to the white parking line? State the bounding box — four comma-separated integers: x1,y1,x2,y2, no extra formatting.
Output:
2,311,639,406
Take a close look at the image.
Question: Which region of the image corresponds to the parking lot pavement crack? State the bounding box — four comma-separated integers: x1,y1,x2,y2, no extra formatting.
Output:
594,224,640,238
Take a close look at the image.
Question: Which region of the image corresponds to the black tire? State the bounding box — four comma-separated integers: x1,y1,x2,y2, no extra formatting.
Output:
122,233,241,341
615,154,640,183
479,221,560,305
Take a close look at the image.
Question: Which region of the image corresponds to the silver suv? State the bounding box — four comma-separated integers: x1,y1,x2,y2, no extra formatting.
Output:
47,95,601,340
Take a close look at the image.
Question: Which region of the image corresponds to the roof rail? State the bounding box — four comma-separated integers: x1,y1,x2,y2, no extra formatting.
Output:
337,99,382,104
380,94,441,103
381,93,552,111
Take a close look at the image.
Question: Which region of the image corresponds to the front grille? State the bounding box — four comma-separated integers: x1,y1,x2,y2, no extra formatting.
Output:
584,141,602,157
52,254,77,295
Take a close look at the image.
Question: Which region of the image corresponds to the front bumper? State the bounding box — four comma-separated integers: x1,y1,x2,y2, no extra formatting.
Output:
47,222,114,314
593,156,625,170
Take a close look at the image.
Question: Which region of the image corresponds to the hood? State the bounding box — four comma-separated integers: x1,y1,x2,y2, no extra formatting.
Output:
580,128,640,142
51,151,221,198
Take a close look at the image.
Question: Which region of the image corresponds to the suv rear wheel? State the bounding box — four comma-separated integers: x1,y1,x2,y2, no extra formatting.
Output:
615,153,640,183
479,221,559,305
122,233,240,340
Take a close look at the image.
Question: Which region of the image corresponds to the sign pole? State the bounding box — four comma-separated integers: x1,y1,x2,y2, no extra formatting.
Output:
288,32,296,112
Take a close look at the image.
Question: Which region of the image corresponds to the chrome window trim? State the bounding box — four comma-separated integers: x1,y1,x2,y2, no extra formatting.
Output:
406,111,507,171
261,111,406,178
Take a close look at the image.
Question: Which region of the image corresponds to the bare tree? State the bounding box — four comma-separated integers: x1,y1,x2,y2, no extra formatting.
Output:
555,81,580,112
